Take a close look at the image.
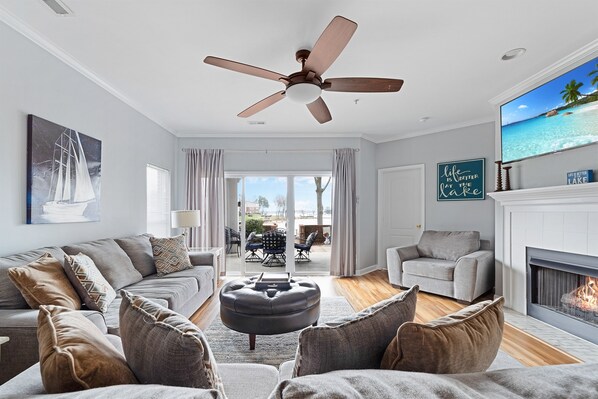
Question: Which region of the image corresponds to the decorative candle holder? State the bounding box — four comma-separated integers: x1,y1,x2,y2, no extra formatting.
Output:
495,161,503,191
503,165,512,191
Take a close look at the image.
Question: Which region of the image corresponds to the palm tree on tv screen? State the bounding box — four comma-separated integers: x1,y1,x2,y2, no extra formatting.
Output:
560,80,584,104
590,63,598,90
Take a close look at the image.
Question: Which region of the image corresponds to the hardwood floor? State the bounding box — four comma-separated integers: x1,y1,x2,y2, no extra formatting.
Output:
191,270,581,367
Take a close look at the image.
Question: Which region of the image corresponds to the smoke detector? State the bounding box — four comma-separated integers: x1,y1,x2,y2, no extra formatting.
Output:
41,0,73,16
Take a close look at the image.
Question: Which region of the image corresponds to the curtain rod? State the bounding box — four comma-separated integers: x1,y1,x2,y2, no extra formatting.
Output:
181,148,360,153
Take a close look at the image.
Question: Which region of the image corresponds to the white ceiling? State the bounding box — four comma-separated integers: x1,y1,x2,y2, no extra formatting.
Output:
1,0,598,142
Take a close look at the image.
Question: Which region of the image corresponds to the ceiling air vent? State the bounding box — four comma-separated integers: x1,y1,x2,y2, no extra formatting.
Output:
41,0,73,16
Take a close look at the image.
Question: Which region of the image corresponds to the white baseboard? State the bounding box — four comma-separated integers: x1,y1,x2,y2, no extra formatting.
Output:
355,264,382,276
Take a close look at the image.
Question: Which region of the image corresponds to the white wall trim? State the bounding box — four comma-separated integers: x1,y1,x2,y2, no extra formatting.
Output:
369,117,495,144
175,131,366,139
355,264,381,276
489,38,598,106
0,6,176,136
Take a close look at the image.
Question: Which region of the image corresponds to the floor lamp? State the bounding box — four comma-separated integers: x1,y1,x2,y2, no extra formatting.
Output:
171,210,201,247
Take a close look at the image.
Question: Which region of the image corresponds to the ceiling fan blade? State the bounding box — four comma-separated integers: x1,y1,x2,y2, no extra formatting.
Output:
306,97,332,124
204,56,288,82
303,16,357,76
238,91,286,118
323,77,404,92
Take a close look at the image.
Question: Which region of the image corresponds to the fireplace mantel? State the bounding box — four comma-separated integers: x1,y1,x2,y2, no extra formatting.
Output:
489,182,598,206
491,182,598,314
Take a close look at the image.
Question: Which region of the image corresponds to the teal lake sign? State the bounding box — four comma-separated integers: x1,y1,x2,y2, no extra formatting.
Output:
437,158,485,201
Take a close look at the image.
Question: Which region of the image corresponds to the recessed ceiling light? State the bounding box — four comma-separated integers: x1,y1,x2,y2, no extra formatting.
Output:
419,116,430,122
501,48,526,61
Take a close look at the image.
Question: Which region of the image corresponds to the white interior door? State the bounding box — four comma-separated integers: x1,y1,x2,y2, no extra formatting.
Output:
378,165,425,267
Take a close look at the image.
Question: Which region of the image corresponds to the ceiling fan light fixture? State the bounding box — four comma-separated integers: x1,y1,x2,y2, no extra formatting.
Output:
285,83,322,104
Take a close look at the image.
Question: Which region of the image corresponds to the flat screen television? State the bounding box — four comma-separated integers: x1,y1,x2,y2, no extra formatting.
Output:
500,56,598,164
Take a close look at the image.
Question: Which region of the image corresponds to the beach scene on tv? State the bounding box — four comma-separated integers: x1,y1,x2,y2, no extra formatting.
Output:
501,57,598,163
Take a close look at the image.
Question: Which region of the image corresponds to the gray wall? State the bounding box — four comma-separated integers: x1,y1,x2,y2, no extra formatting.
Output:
376,122,496,245
175,136,379,271
0,21,176,256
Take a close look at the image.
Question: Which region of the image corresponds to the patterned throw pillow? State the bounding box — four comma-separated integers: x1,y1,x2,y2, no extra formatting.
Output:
149,235,193,277
119,291,225,395
7,253,81,309
64,253,116,313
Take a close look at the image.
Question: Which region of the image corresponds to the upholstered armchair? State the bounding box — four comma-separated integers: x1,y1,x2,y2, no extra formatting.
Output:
386,231,494,303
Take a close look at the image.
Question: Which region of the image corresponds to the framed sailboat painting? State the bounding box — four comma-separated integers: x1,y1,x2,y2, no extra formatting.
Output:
27,115,102,224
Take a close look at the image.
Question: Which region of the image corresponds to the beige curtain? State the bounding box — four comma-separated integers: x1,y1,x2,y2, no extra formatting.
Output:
184,149,225,270
330,148,357,276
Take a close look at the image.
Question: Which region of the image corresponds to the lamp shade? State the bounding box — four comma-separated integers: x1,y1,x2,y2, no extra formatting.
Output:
171,210,201,228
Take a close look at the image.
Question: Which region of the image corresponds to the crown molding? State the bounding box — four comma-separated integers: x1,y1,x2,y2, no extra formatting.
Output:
369,117,495,144
0,6,175,135
174,130,365,139
489,39,598,106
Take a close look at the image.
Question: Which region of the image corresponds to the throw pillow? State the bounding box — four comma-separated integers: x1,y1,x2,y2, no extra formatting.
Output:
64,253,116,313
149,235,193,276
381,297,505,373
7,253,81,309
119,290,225,395
293,285,419,377
37,305,138,393
62,239,143,290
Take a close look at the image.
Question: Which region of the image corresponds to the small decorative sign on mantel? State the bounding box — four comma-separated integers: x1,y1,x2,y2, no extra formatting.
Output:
566,170,594,185
437,158,485,201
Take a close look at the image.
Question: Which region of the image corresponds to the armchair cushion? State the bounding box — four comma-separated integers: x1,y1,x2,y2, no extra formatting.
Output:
402,258,456,281
416,231,480,261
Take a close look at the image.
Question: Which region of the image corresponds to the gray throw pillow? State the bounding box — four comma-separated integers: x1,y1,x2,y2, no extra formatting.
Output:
293,285,419,377
417,231,480,261
118,291,225,396
149,235,193,276
115,234,156,277
62,239,143,290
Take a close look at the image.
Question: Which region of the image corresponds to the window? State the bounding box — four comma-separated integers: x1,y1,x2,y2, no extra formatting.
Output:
146,164,171,237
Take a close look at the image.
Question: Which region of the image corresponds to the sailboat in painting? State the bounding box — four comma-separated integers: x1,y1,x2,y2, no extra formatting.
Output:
42,128,96,216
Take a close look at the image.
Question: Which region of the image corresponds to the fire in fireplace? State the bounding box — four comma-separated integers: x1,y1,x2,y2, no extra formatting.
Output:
527,247,598,345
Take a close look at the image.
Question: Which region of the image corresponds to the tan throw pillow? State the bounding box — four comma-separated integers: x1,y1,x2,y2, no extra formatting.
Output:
37,305,138,393
7,253,80,309
64,253,116,313
149,235,193,276
381,297,505,374
293,285,419,377
119,291,225,395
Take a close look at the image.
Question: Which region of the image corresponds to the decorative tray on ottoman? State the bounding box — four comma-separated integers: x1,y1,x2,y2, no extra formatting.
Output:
255,272,291,290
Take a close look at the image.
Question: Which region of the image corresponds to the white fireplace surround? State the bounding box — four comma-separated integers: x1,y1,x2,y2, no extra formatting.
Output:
489,182,598,314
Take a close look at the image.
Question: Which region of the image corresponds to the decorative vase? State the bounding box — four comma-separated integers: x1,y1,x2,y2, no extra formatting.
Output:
503,166,512,191
495,161,503,192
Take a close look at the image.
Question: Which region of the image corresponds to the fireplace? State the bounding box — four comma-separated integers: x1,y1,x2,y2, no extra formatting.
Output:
527,247,598,345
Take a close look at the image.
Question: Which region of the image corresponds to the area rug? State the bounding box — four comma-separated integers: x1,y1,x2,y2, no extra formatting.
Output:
204,296,354,366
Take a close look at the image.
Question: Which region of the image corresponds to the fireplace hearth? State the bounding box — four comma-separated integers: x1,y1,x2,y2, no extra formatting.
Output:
527,248,598,345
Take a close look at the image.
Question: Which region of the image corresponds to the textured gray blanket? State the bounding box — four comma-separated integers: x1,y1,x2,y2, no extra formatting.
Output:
269,363,598,399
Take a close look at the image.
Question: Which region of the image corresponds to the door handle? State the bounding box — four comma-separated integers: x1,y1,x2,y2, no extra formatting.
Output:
416,224,422,228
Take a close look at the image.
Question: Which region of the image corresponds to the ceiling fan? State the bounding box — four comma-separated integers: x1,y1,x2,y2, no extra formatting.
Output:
204,16,404,124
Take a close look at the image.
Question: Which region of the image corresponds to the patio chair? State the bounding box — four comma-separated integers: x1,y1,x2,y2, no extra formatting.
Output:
295,231,318,262
262,230,286,267
245,231,263,262
225,226,241,256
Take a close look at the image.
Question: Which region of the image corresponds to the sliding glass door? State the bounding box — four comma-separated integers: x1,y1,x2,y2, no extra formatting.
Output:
224,173,331,276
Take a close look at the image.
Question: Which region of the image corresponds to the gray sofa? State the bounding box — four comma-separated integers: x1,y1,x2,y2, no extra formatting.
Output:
1,349,597,398
0,234,215,384
387,231,494,303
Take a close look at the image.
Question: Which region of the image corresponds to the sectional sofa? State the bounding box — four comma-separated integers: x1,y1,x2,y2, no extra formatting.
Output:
0,234,215,384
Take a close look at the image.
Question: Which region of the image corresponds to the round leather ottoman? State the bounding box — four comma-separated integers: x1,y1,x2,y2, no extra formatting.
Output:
219,276,321,350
